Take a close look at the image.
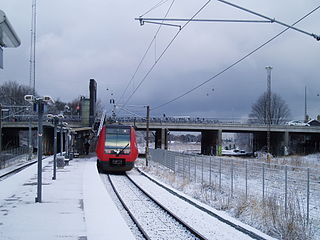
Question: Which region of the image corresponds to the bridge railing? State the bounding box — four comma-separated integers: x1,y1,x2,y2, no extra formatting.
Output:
116,116,290,126
149,148,320,229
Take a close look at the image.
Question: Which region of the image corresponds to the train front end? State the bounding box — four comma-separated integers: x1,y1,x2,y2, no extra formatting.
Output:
96,125,138,172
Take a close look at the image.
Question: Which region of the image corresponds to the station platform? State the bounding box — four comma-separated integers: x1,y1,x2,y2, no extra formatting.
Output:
0,155,135,240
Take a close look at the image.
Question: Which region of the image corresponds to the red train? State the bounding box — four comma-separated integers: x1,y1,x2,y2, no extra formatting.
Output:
96,124,138,172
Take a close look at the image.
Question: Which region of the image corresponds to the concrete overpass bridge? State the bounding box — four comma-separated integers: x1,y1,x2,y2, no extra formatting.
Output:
119,118,320,156
1,120,88,155
2,115,320,157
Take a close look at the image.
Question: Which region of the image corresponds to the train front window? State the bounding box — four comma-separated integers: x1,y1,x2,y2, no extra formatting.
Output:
105,127,131,154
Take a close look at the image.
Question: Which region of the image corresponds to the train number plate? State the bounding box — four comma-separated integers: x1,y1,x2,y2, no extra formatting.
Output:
110,158,125,166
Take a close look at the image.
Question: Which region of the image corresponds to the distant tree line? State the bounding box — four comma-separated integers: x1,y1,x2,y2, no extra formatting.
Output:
0,81,86,116
168,134,201,143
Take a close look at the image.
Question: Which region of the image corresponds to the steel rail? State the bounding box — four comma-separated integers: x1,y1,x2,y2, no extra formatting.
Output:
0,160,37,180
124,173,207,240
108,173,207,240
107,174,151,240
136,168,268,240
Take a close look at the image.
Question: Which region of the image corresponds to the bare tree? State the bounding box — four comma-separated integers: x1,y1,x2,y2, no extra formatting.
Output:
249,92,290,124
0,81,35,105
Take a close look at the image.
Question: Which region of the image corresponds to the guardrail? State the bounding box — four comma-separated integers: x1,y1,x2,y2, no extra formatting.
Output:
149,149,320,228
116,116,292,125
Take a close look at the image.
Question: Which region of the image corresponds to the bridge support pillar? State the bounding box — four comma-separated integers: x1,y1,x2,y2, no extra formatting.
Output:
155,128,168,150
201,130,222,155
155,130,161,149
43,127,53,155
253,131,289,156
283,131,289,155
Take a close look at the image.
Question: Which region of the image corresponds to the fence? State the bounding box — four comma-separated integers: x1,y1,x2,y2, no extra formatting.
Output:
149,148,320,226
0,146,29,169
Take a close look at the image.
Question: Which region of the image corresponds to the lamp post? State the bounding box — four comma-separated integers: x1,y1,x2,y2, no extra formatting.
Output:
47,114,63,180
62,122,69,158
24,95,54,203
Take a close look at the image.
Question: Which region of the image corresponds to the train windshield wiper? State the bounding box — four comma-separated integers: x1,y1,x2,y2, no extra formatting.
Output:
117,143,129,156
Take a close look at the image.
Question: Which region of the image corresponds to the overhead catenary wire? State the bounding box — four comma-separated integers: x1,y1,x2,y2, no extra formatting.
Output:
116,105,146,119
136,0,320,41
217,0,320,41
122,0,211,109
152,4,320,110
116,0,176,106
140,0,171,17
137,17,272,25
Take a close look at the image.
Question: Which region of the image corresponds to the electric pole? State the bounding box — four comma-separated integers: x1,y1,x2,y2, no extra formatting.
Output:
266,66,272,162
145,105,150,166
305,86,308,122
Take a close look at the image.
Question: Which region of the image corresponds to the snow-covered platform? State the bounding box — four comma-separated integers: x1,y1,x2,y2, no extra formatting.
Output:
0,156,135,240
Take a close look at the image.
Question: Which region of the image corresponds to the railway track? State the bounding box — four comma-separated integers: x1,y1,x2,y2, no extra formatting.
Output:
0,160,37,180
107,173,208,240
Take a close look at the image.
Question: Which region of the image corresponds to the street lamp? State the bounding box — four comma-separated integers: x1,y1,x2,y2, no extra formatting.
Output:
0,10,20,47
47,114,64,180
0,10,21,69
24,94,54,203
62,122,68,157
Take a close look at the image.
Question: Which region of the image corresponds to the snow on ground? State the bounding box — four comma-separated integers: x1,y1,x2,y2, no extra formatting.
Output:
138,148,320,240
83,158,135,240
128,168,275,240
0,155,135,240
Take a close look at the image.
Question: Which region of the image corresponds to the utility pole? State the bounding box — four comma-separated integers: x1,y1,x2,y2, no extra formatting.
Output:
60,122,63,156
35,100,44,203
52,117,58,180
28,0,37,160
145,105,150,166
266,66,272,162
28,107,32,160
304,86,308,122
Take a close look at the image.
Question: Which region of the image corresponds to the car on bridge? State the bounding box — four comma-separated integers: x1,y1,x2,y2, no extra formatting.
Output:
286,120,310,126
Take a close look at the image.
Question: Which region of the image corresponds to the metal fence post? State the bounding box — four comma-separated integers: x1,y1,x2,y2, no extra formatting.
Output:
307,167,310,225
219,157,222,192
231,160,234,198
209,156,212,186
262,163,265,203
285,165,288,217
188,155,191,181
201,156,204,186
183,154,185,179
245,160,248,200
194,156,197,183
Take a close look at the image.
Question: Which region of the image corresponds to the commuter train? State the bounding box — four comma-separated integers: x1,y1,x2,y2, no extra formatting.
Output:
96,124,138,172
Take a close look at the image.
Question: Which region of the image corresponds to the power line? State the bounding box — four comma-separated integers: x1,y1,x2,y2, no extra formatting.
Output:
116,105,146,119
140,0,171,17
117,0,176,105
136,17,272,24
217,0,320,41
152,4,320,110
122,0,211,108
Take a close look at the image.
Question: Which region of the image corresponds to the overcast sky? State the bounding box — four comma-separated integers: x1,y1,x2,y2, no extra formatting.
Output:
1,0,320,120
